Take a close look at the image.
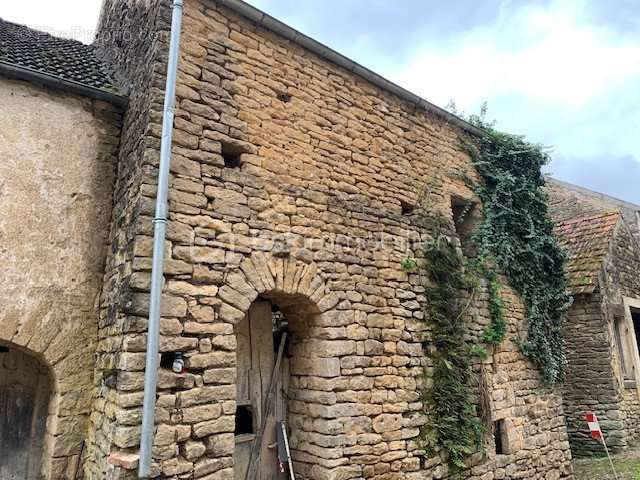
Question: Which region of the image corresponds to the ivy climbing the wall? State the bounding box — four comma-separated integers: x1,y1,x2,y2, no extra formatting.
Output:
422,229,483,470
482,270,506,346
419,107,571,469
465,112,571,385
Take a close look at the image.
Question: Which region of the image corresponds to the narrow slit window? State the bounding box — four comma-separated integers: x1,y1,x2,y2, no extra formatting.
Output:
494,419,505,455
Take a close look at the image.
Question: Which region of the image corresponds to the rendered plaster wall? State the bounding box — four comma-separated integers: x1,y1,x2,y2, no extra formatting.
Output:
90,0,572,478
0,76,120,478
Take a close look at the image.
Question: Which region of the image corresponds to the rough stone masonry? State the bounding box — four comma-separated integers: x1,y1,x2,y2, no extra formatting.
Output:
548,181,640,457
77,1,575,479
0,1,578,479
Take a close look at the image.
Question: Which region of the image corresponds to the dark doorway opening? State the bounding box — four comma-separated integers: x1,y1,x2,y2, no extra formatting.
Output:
0,346,52,479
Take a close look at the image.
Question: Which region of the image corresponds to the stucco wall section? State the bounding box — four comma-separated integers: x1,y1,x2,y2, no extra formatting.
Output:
0,76,121,478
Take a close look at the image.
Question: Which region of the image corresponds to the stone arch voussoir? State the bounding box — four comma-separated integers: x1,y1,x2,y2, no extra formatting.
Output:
219,252,350,480
218,252,340,325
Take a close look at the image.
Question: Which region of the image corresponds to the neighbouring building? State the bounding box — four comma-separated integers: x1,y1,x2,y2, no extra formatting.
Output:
0,18,125,479
548,179,640,455
548,178,640,242
1,1,574,479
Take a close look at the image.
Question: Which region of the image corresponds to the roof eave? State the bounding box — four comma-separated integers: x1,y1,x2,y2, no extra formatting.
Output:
216,0,485,138
0,60,128,108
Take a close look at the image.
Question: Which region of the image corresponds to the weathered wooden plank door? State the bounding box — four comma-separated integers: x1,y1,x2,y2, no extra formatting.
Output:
0,347,50,480
234,302,282,480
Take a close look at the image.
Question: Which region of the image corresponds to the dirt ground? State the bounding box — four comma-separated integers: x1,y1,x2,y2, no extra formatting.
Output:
573,447,640,479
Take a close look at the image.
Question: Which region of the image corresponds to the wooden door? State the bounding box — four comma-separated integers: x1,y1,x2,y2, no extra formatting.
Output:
0,347,50,480
234,302,282,480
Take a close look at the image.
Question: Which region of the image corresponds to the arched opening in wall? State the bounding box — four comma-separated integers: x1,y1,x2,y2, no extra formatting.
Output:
233,292,319,480
0,341,53,479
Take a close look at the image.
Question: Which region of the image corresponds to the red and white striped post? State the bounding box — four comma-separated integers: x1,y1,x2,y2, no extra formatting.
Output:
585,412,618,479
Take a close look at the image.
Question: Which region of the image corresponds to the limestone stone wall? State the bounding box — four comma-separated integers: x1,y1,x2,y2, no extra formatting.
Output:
90,0,572,478
601,220,640,447
463,280,571,479
551,180,640,455
603,220,640,301
621,390,640,441
0,77,121,478
561,294,626,455
85,0,170,476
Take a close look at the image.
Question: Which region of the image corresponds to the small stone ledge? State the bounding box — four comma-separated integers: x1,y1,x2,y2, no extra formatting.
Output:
108,451,140,470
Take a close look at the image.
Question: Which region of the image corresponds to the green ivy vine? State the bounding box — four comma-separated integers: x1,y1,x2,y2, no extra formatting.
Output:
482,271,506,346
418,106,571,470
464,113,571,385
421,229,483,470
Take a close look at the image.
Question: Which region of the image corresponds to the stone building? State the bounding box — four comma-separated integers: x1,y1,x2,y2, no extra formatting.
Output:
548,179,640,455
0,19,125,479
548,178,640,242
1,1,574,479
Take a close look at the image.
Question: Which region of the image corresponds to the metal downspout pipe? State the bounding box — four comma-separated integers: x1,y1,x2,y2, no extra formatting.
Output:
138,0,183,476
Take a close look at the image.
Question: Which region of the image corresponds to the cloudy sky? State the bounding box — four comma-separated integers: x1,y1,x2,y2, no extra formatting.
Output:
3,0,639,202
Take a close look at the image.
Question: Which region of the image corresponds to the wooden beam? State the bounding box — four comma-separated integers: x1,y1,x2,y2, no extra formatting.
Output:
245,332,287,480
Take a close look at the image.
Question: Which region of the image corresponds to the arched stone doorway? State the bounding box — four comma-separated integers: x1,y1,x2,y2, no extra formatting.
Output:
0,343,53,479
224,254,342,480
234,293,321,480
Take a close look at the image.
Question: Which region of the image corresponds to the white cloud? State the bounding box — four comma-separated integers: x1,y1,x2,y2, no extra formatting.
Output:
3,0,639,201
1,0,102,43
391,0,640,111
